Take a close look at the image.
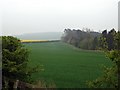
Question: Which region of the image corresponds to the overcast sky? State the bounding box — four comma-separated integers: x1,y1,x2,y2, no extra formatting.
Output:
0,0,119,35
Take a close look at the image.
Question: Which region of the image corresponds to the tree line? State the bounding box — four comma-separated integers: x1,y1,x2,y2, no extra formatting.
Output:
61,28,100,50
61,28,118,51
100,28,120,50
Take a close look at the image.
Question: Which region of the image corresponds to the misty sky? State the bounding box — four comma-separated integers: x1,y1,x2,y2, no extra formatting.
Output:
0,0,119,35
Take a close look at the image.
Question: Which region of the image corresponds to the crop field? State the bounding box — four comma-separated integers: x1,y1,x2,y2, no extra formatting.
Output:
24,42,112,88
21,40,49,43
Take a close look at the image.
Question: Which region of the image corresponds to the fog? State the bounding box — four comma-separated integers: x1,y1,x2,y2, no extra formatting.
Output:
1,0,119,35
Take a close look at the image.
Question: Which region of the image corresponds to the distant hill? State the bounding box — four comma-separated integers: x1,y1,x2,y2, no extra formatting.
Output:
14,32,63,40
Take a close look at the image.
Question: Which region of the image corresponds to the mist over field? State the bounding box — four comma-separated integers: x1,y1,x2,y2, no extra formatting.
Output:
15,32,63,40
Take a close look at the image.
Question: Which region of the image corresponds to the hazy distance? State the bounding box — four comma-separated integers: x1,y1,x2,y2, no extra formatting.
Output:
1,0,119,35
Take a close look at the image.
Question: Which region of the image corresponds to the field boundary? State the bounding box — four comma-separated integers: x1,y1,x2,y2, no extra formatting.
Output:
63,42,103,53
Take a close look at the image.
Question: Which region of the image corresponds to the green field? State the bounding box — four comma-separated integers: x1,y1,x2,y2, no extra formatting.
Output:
25,42,112,88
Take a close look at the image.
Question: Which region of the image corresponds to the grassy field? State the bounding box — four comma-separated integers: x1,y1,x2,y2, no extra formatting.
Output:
24,42,112,88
